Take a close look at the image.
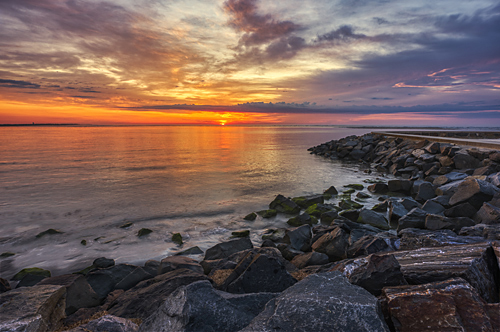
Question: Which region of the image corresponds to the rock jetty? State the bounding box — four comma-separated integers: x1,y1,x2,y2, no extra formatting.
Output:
1,132,500,331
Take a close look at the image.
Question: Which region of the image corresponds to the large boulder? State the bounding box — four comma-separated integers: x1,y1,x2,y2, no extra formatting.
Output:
357,209,390,230
157,256,203,275
218,250,297,294
347,235,392,258
392,242,499,303
204,237,253,261
381,278,498,332
283,225,312,251
292,194,325,208
453,151,481,169
425,214,475,233
435,179,467,196
398,228,484,250
38,274,100,315
269,194,301,214
388,200,408,221
287,213,318,227
444,202,477,218
0,285,66,332
138,280,276,332
107,268,210,320
421,200,445,215
66,315,138,332
86,264,137,299
290,252,329,269
240,271,389,332
449,178,500,209
331,254,407,296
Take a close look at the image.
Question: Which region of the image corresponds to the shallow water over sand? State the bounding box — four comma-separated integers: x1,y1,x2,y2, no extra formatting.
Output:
0,125,391,278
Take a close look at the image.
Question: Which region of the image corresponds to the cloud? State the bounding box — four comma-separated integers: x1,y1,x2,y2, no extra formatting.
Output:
316,25,366,43
0,79,40,89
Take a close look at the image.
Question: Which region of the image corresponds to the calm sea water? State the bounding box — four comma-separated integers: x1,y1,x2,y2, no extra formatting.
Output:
0,125,390,278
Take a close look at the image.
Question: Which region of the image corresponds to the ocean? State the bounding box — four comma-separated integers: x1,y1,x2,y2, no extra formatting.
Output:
0,125,390,278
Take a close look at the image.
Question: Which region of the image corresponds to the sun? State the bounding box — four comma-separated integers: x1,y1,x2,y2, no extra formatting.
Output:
219,120,227,126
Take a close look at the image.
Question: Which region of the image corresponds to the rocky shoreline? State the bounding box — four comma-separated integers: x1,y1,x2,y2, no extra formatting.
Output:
1,132,500,331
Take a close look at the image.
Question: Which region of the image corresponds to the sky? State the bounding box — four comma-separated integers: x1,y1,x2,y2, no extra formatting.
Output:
0,0,499,126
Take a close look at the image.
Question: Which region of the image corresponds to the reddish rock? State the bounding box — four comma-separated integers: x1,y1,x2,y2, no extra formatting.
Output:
381,278,497,332
449,178,500,209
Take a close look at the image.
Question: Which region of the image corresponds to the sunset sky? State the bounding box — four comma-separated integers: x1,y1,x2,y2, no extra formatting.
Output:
1,0,499,126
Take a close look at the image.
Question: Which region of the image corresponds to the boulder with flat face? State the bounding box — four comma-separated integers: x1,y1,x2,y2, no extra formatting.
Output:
240,271,389,332
381,278,498,332
269,194,301,214
425,214,475,233
475,202,500,224
0,285,66,332
311,226,349,262
449,178,500,209
204,237,253,261
357,209,390,230
397,208,428,232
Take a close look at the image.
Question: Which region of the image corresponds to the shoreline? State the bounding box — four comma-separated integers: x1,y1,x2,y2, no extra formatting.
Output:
1,131,500,331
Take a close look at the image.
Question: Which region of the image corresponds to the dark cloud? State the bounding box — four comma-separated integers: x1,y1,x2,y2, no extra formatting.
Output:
70,95,96,99
0,79,40,89
316,25,366,43
224,0,301,47
371,97,393,100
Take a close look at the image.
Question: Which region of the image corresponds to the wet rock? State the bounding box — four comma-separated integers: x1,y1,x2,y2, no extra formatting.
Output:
35,228,64,238
158,256,204,275
368,183,389,194
38,274,100,315
243,212,257,221
240,271,389,332
143,260,160,276
287,212,317,227
138,280,276,332
425,214,475,233
305,203,336,217
388,200,407,222
387,179,412,193
256,209,277,218
324,185,338,195
0,285,66,332
12,267,51,281
338,209,360,222
356,192,371,198
357,209,390,230
86,264,137,299
332,254,407,296
475,202,500,224
231,230,250,238
276,244,303,261
107,268,210,320
339,198,363,210
292,194,325,208
415,181,436,201
93,257,115,269
66,314,139,332
381,278,498,332
397,208,427,232
444,202,477,218
219,250,297,294
137,228,153,237
371,201,388,212
171,233,183,245
204,237,253,260
291,252,329,269
269,194,301,214
16,273,47,288
449,178,500,209
261,228,286,242
283,224,312,251
393,242,499,303
311,226,349,262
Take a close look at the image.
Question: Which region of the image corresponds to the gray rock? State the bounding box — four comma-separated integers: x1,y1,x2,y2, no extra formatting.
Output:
158,256,203,275
0,279,10,293
424,142,440,154
332,254,407,296
416,182,436,201
449,178,500,209
221,251,297,294
398,228,485,250
67,314,138,332
459,224,500,240
138,281,275,332
0,285,66,332
397,208,428,232
435,179,467,196
347,235,392,258
388,200,408,221
320,210,339,224
287,212,318,227
400,198,421,211
240,271,389,332
114,267,153,291
311,226,349,262
425,214,475,233
453,151,481,169
421,200,445,215
475,202,500,224
291,252,329,269
324,185,338,195
487,172,500,187
283,225,312,251
143,260,160,276
38,274,100,315
204,237,253,261
174,246,203,256
368,183,389,194
86,264,137,299
107,268,210,320
16,274,47,288
387,179,412,193
357,209,389,230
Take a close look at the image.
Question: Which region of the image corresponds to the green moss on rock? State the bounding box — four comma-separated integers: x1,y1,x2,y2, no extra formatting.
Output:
231,230,250,238
0,252,15,258
12,267,51,281
137,228,153,237
344,184,364,190
172,233,183,245
257,209,277,218
339,199,364,210
80,239,87,246
343,188,355,194
74,265,96,276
